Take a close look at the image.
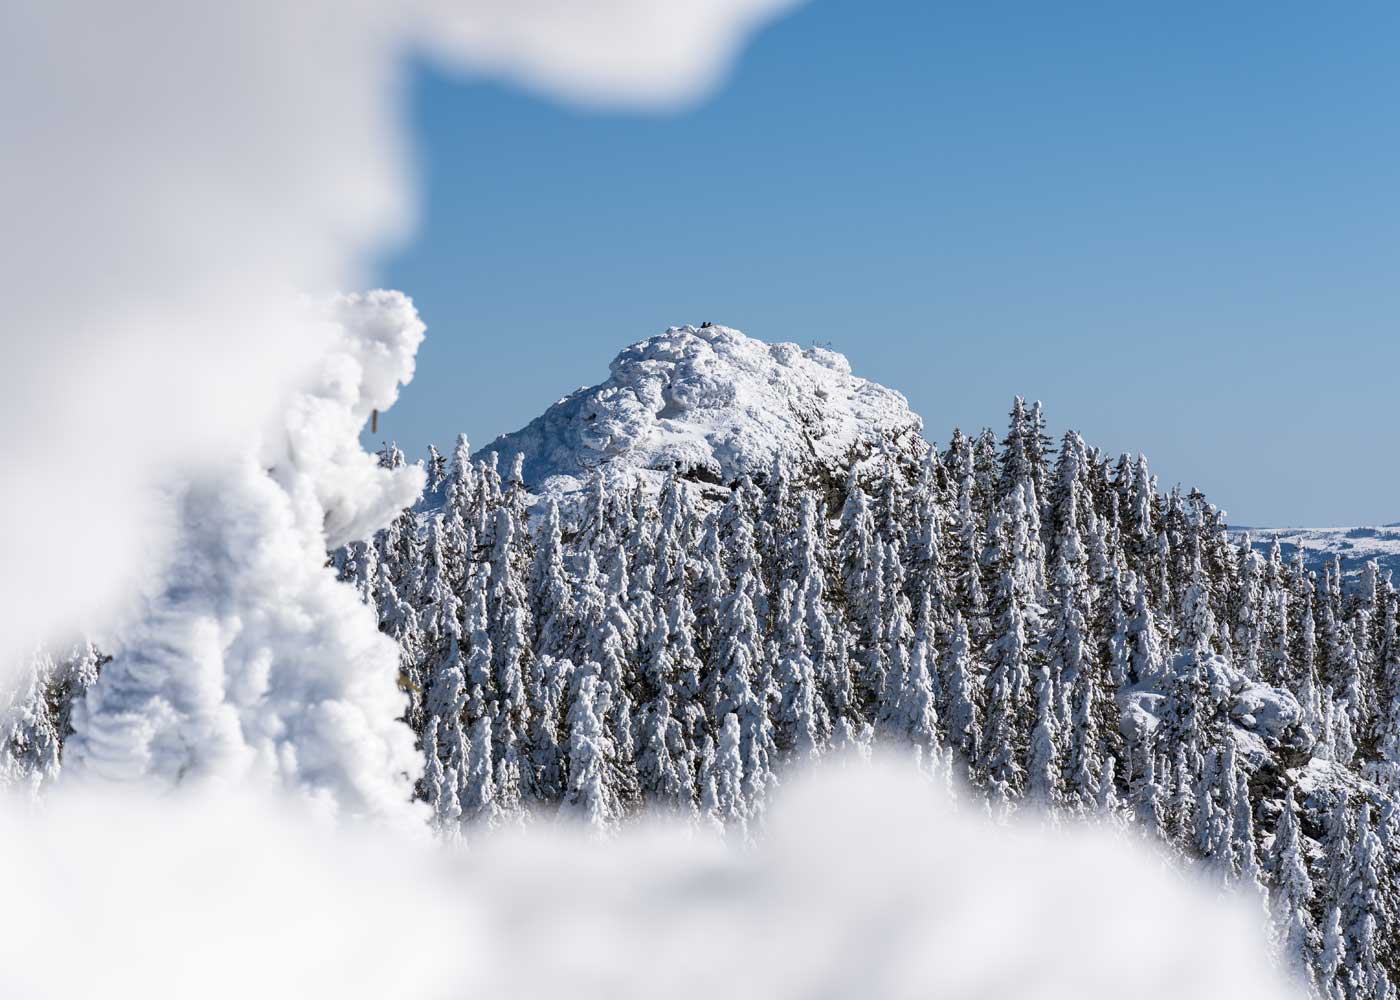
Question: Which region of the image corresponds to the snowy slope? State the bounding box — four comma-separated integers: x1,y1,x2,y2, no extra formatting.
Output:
1232,524,1400,583
474,324,925,502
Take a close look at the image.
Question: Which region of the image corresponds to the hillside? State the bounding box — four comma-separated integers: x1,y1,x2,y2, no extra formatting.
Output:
1235,525,1400,586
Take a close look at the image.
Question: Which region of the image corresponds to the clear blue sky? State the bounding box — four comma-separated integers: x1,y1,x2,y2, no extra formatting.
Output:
372,0,1400,527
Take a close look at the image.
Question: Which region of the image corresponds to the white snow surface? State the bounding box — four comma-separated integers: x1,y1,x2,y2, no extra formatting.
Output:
63,292,427,828
475,324,925,502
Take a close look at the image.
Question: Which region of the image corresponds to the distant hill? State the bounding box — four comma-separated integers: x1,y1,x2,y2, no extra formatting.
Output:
1231,524,1400,583
471,323,926,509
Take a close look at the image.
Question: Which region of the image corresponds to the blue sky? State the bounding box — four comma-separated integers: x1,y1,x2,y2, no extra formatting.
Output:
373,0,1400,527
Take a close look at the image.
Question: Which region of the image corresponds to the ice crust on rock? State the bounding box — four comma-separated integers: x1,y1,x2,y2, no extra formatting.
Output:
475,324,924,502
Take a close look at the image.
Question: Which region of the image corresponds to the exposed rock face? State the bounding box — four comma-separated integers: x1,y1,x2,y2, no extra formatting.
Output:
475,324,925,503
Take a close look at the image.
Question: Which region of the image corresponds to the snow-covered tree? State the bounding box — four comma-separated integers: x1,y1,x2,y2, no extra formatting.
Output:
700,714,747,839
1270,788,1319,990
562,669,622,835
772,580,822,761
943,611,982,776
1340,804,1387,997
461,715,498,829
530,499,573,658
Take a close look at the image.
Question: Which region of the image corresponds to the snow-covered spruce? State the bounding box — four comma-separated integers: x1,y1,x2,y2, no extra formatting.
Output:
8,324,1400,996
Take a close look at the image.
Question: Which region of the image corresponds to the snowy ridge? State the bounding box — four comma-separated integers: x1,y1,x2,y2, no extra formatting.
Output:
1233,525,1400,584
474,324,924,502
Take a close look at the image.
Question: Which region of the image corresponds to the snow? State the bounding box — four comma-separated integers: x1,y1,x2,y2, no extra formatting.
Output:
63,292,427,827
1230,681,1306,741
474,324,925,505
1117,652,1311,767
0,756,1300,1000
417,0,805,109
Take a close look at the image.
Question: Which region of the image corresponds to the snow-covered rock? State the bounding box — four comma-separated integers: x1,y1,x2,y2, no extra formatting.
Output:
1117,651,1312,770
474,324,925,504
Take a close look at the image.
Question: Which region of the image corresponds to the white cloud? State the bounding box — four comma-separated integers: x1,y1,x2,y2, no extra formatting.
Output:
0,0,803,675
414,0,804,109
0,758,1301,1000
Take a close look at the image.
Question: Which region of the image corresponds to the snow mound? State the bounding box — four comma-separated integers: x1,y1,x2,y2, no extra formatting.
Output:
475,324,924,501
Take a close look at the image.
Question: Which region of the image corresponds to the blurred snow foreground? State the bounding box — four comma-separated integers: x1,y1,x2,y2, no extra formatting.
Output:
0,757,1297,1000
63,292,428,826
